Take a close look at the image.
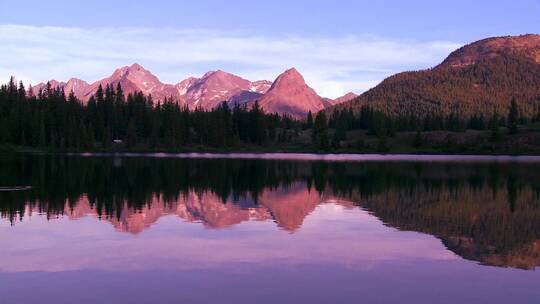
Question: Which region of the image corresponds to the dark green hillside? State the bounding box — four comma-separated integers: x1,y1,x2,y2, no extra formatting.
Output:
333,35,540,118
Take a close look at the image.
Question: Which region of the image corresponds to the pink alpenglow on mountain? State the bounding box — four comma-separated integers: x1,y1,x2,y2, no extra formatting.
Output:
250,80,273,94
258,68,327,119
333,92,358,104
31,80,66,96
32,63,179,104
30,64,338,117
440,34,540,68
175,77,198,96
182,70,253,109
82,63,180,103
32,79,90,99
63,78,90,99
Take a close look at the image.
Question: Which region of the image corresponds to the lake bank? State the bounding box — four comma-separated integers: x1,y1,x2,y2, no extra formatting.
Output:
58,152,540,163
3,125,540,156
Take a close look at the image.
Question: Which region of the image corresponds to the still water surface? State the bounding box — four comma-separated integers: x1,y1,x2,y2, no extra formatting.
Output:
1,154,539,303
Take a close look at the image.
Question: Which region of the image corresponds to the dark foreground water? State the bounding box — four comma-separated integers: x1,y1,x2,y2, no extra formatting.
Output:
1,154,540,304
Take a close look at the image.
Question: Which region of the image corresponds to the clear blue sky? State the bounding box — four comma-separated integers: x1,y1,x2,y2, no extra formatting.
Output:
2,0,537,40
1,0,538,97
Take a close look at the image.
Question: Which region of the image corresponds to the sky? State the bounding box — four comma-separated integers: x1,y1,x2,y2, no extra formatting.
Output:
1,0,538,98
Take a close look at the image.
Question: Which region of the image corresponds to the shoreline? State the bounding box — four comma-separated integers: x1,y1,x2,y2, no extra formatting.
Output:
9,151,540,163
2,144,540,159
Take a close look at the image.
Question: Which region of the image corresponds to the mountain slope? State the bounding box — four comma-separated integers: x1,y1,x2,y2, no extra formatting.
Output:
84,63,180,103
441,34,540,68
182,70,253,109
258,68,327,118
30,65,341,117
334,34,540,118
332,92,358,105
32,65,275,109
63,78,90,98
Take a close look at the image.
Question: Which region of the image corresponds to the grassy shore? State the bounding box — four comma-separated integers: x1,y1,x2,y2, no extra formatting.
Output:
2,123,540,156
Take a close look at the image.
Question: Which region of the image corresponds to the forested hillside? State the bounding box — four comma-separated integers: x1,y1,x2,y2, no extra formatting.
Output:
334,35,540,118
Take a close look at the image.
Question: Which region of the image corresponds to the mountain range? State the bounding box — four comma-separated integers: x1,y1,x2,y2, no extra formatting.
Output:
332,34,540,118
31,65,356,119
30,34,540,120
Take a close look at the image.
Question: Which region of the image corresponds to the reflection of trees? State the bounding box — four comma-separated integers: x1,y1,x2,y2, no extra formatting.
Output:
347,173,540,270
1,155,540,269
0,156,307,222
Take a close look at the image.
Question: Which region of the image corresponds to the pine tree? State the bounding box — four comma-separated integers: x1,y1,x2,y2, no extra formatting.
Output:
508,98,519,135
312,112,328,150
306,111,313,129
249,101,266,145
489,113,501,143
39,118,46,147
377,133,389,152
536,96,540,122
102,127,111,148
95,84,104,103
414,130,423,147
126,119,137,148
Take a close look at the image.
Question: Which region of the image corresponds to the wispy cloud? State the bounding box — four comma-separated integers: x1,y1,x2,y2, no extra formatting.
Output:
0,24,460,98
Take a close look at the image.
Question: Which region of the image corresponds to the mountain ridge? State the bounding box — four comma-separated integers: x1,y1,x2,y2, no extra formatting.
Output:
31,66,349,118
439,34,540,68
257,68,329,118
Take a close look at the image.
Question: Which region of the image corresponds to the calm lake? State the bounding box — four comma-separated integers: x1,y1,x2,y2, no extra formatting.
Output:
1,154,540,304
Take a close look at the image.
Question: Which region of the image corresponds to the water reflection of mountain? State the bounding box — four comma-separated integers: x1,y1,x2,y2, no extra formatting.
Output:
55,183,331,233
1,155,540,269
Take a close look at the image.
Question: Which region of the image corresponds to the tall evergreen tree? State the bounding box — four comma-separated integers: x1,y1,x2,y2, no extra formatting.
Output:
312,112,329,150
508,98,519,135
126,119,137,148
306,111,313,129
489,112,502,143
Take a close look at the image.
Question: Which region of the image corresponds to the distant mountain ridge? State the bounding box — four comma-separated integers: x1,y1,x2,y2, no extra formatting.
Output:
440,34,540,68
28,34,540,120
258,68,329,118
32,65,352,119
332,34,540,118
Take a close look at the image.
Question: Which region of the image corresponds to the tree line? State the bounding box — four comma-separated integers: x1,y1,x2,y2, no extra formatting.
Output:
311,96,535,150
0,77,538,151
0,78,302,150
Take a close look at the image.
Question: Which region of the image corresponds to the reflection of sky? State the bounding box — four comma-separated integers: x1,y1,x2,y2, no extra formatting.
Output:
2,200,540,303
0,203,457,273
